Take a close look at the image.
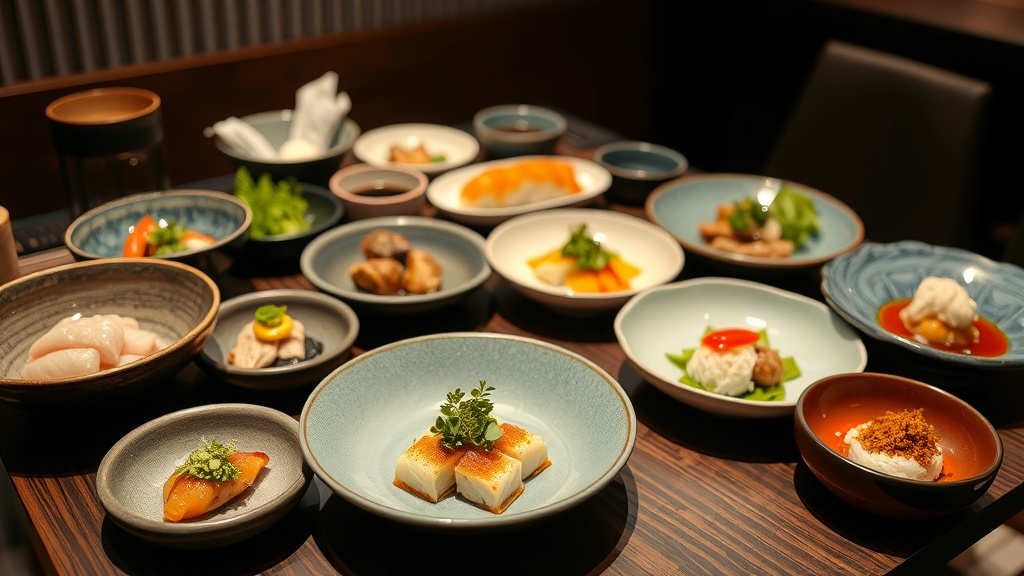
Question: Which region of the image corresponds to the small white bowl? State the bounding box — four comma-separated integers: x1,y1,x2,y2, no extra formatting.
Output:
473,104,567,158
329,163,428,221
96,403,313,548
614,277,867,418
352,123,479,176
486,208,684,314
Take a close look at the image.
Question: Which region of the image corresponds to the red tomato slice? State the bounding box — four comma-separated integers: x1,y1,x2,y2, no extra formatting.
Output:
123,214,157,257
701,328,760,351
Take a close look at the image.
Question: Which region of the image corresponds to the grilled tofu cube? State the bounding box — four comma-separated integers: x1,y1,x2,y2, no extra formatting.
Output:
393,434,466,503
494,422,551,480
454,449,524,514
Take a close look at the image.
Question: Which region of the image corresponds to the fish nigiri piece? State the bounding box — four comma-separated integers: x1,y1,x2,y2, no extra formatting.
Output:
163,450,270,522
28,315,124,366
460,159,581,208
20,348,100,379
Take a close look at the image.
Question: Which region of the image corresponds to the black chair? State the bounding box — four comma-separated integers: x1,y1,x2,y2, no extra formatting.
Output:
763,40,991,249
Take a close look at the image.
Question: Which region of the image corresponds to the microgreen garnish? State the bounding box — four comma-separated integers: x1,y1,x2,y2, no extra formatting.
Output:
560,224,616,270
255,305,287,327
430,381,503,451
174,436,241,482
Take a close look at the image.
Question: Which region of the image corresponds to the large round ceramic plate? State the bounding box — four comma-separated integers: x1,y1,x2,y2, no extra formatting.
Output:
614,278,867,418
426,155,612,227
486,208,684,314
822,240,1024,369
299,332,637,529
353,123,480,176
645,173,863,269
299,215,491,314
96,404,312,548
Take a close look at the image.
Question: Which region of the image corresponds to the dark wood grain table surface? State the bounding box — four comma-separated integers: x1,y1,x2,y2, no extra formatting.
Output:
3,141,1024,576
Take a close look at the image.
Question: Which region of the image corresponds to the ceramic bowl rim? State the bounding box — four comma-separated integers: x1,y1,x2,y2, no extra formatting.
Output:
473,104,568,144
328,163,429,207
64,188,253,261
593,140,689,182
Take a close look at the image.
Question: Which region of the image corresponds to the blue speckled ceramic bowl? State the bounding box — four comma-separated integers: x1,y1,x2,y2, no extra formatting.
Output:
299,215,491,314
594,140,688,204
473,104,567,158
299,332,637,529
646,173,864,270
65,189,252,276
822,241,1024,369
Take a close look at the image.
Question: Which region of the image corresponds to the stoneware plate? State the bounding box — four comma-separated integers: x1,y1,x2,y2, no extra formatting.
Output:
96,403,312,549
195,289,360,390
353,123,480,176
426,155,612,227
299,332,637,529
299,215,491,314
645,173,863,270
822,240,1024,369
485,208,684,314
614,277,867,418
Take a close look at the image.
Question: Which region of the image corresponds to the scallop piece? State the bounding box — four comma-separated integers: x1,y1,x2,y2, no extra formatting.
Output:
402,249,443,294
360,229,411,262
349,257,405,295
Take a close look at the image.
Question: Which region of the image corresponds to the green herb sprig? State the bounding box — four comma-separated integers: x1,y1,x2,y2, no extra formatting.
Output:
430,381,503,451
560,224,616,271
174,437,241,482
255,304,287,327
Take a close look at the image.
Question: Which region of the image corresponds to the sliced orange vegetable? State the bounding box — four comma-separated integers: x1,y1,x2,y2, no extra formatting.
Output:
564,270,602,293
180,230,217,250
123,214,157,257
252,314,293,342
527,248,563,269
163,451,270,522
608,257,642,283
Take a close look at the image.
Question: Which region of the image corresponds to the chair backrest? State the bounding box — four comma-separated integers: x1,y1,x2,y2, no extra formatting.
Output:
763,40,991,249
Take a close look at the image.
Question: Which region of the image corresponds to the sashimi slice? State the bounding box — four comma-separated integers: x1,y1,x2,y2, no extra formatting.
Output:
20,348,100,379
121,326,160,356
28,315,124,365
162,451,270,522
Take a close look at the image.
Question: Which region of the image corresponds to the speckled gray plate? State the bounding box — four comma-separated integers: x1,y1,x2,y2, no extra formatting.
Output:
196,289,359,390
299,215,491,314
822,240,1024,369
96,403,312,548
299,332,637,529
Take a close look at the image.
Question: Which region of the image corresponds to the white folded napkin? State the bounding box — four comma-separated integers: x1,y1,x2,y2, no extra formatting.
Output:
280,71,352,160
212,116,279,160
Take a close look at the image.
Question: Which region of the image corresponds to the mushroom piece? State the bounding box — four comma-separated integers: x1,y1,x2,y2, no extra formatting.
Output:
402,248,443,294
751,344,784,387
360,229,411,262
349,257,405,295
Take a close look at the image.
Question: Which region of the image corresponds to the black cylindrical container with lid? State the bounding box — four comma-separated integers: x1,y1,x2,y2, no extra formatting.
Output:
46,87,171,219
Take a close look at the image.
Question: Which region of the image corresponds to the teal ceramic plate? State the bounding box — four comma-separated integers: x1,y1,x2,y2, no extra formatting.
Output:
645,173,863,269
299,332,637,528
614,277,867,418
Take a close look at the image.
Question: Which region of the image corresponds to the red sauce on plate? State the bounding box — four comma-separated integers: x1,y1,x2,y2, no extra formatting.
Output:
701,328,760,351
806,396,966,481
877,298,1008,357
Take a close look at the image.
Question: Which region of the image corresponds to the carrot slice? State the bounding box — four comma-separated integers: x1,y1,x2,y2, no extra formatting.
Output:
608,257,642,283
162,451,269,522
564,270,601,293
123,215,157,257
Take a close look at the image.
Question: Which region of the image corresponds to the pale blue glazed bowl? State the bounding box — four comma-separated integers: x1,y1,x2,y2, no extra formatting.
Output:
299,332,637,529
594,140,688,204
822,240,1024,369
646,173,864,270
65,189,252,277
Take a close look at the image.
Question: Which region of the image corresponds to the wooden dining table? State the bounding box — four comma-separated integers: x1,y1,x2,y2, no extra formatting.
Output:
2,134,1024,576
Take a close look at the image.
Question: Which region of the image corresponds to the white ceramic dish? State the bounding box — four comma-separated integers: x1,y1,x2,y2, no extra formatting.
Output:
485,208,684,314
195,289,360,390
426,155,612,227
614,277,867,418
96,403,313,548
645,173,863,270
299,215,491,314
353,123,479,176
299,332,637,529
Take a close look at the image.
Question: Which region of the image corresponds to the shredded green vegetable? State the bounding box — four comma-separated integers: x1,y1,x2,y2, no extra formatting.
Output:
233,167,311,238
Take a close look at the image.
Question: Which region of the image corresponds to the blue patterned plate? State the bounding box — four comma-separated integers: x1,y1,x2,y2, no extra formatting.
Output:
645,173,863,269
822,241,1024,369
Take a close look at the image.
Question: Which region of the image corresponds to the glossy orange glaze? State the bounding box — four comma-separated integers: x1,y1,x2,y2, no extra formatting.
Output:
878,298,1009,357
807,398,965,481
702,328,760,351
